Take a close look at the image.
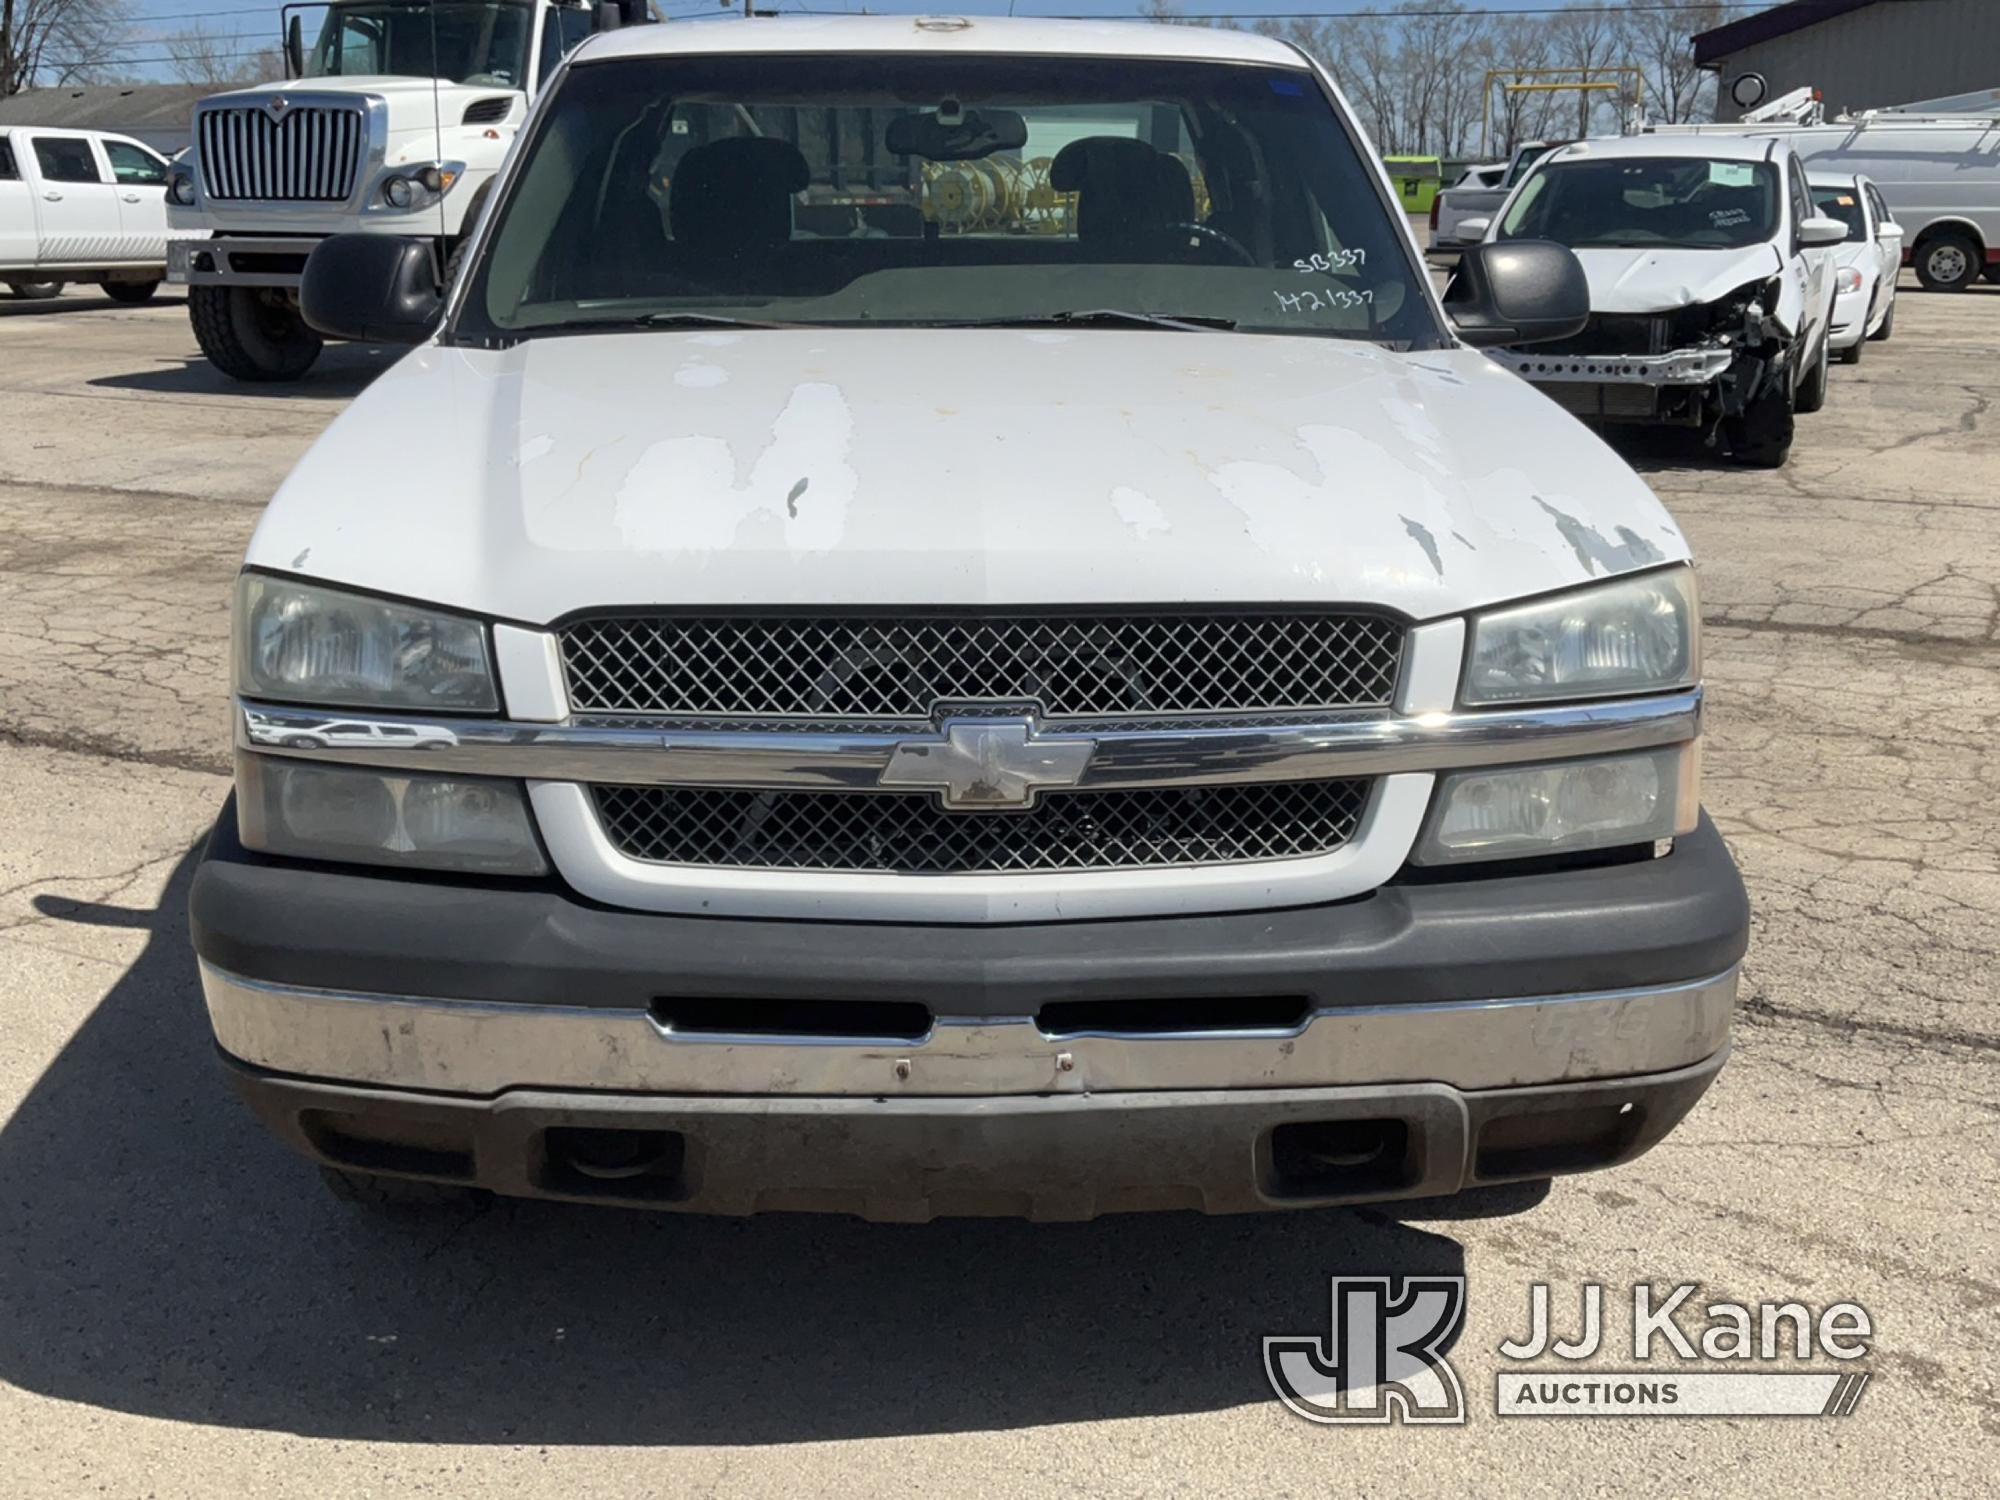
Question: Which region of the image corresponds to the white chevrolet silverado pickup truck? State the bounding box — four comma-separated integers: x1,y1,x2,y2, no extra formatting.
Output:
191,16,1748,1221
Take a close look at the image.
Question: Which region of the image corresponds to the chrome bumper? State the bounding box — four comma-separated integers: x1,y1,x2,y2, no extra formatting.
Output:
1488,347,1735,386
167,235,322,288
200,960,1737,1099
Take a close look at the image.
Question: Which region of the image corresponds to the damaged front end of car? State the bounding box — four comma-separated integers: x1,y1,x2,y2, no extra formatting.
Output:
1488,278,1793,440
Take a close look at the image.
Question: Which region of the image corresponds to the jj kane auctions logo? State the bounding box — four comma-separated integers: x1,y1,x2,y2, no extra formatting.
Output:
1265,1279,1874,1423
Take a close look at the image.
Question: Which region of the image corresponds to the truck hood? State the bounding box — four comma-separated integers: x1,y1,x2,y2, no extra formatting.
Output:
1574,244,1786,313
247,329,1687,624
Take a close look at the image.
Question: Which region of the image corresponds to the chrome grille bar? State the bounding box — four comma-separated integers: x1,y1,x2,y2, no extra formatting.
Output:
197,102,366,201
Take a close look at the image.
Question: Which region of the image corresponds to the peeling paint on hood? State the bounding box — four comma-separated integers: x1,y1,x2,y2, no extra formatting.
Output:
245,329,1688,623
1573,245,1784,314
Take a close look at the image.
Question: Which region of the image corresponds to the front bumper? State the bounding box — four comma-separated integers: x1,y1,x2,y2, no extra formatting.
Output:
1487,346,1735,387
1829,288,1871,348
192,807,1747,1216
167,236,322,288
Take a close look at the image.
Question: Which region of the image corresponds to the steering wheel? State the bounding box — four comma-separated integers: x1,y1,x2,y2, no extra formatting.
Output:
1166,221,1256,266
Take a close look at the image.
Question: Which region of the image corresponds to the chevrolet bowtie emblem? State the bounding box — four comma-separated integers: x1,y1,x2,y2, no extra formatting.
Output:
878,717,1095,810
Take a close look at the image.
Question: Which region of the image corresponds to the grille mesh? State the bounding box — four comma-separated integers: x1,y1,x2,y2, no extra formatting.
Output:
561,613,1403,720
591,779,1370,875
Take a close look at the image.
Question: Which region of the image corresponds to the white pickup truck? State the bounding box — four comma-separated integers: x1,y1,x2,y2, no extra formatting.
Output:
0,126,176,302
191,16,1747,1221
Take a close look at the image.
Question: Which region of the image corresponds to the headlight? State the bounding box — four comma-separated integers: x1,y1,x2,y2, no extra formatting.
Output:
168,170,197,206
237,754,546,875
1462,565,1698,706
235,574,497,713
1835,267,1865,294
374,161,461,212
1413,745,1700,865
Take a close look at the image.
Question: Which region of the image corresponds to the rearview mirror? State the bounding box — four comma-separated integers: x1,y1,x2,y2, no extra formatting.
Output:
1799,215,1849,248
300,234,442,344
1444,239,1590,349
885,108,1028,162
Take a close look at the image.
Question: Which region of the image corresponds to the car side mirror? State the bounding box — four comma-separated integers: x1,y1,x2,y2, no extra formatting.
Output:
300,234,442,344
1875,221,1901,240
1444,239,1590,349
1455,216,1491,242
1799,215,1849,248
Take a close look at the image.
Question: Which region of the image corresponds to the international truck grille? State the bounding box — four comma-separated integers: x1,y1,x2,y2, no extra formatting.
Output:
591,779,1371,874
197,104,366,202
560,612,1404,720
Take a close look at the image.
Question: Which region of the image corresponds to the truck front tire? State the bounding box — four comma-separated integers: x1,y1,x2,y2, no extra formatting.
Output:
189,285,323,381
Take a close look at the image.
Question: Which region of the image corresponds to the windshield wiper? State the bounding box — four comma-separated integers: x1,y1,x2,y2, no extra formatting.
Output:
631,311,789,329
938,309,1237,333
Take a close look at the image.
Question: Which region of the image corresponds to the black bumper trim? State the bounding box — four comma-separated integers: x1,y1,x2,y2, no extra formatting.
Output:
189,801,1747,1019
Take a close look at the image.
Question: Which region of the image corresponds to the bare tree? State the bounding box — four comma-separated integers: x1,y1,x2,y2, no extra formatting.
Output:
163,20,282,89
1621,0,1721,124
1,0,132,93
1548,2,1625,138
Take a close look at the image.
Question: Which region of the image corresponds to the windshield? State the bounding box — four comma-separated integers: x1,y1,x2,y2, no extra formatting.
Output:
305,1,532,87
1499,155,1780,250
1811,186,1865,241
457,54,1436,347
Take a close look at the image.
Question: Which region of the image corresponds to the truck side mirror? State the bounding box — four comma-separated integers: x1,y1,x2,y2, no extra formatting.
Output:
284,15,304,80
594,0,650,31
1444,239,1590,349
300,234,443,344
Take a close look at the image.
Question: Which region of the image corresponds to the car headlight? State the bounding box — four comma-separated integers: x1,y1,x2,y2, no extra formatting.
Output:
1835,267,1865,294
168,170,197,206
236,754,546,875
1414,744,1700,865
1462,565,1698,706
235,574,497,713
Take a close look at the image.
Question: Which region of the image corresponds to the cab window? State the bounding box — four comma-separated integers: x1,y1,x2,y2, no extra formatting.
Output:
464,53,1436,348
0,139,17,180
103,140,167,185
32,137,103,184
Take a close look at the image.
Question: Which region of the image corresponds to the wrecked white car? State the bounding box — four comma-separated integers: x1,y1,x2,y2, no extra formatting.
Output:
1481,136,1845,467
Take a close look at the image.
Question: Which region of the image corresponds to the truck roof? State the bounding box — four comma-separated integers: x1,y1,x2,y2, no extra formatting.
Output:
1544,134,1788,166
576,15,1310,68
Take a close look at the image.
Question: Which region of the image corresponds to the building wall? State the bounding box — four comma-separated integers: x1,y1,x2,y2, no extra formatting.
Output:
1710,0,2000,121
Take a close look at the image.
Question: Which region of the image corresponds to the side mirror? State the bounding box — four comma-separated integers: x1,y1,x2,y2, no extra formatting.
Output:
594,0,648,31
1454,216,1492,242
300,234,442,344
1444,239,1590,349
1875,220,1902,240
284,15,304,80
1799,215,1849,248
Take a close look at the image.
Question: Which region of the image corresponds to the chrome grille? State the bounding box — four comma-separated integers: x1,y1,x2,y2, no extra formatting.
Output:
591,779,1371,874
560,612,1404,720
198,103,366,202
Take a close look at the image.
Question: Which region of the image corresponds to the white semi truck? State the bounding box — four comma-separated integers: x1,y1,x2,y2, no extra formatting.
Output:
165,0,645,380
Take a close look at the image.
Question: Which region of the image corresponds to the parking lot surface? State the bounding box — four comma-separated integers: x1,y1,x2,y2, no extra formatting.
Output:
0,282,1993,1496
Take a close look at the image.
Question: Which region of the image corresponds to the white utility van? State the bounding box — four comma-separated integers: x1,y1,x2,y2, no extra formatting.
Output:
1652,90,2000,292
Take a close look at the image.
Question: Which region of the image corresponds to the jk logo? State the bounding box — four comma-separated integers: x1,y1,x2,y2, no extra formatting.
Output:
1264,1276,1468,1424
